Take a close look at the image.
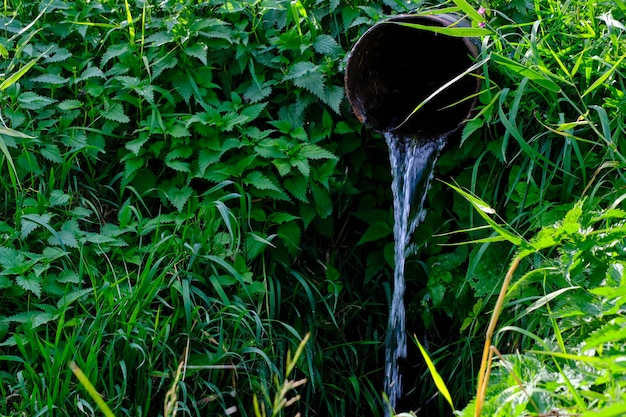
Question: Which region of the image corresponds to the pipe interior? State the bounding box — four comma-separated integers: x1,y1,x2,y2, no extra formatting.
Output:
346,16,479,138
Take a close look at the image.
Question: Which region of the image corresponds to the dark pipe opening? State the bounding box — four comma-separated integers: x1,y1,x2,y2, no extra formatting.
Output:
345,14,481,139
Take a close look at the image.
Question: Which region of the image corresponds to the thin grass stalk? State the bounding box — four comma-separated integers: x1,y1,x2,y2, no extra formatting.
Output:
474,256,521,417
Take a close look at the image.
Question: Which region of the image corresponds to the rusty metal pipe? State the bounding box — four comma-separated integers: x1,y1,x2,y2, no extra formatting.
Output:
345,14,481,139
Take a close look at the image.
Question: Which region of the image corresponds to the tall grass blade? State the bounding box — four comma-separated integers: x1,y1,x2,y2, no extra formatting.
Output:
69,361,116,417
413,336,454,410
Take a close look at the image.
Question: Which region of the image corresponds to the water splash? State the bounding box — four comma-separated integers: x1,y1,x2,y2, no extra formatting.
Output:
383,132,447,414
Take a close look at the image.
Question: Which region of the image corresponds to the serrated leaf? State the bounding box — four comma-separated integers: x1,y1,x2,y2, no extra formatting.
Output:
313,34,341,56
165,186,194,211
16,274,43,298
57,270,80,284
293,71,325,100
103,102,130,123
21,213,52,239
241,103,267,122
284,62,319,80
185,43,208,65
44,46,71,63
41,144,62,162
244,171,281,191
291,157,310,177
284,176,308,202
101,44,131,67
58,99,83,110
166,160,191,172
171,72,193,103
358,221,392,245
278,221,301,257
78,66,105,80
32,73,69,84
17,92,57,110
323,85,344,114
311,183,332,218
168,124,191,138
295,143,337,160
48,229,78,248
50,190,70,207
146,31,174,47
56,288,91,308
269,212,300,224
125,134,149,155
244,81,273,103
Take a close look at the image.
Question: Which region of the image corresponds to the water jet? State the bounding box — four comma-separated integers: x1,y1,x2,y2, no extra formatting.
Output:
344,13,481,414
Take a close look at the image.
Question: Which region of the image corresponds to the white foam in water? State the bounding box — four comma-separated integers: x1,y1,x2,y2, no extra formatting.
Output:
383,132,447,415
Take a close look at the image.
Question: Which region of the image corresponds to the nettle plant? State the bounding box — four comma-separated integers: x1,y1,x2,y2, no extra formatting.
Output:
1,0,423,415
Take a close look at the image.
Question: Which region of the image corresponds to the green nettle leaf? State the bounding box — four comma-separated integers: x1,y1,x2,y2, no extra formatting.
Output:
244,171,283,192
293,71,325,100
50,190,70,207
101,43,131,67
103,102,130,123
284,176,308,202
278,220,301,257
171,71,194,103
323,85,344,113
358,220,392,245
185,43,208,65
244,81,273,103
311,183,332,218
44,46,71,63
57,270,80,284
41,144,62,163
145,31,174,47
313,34,342,56
125,134,150,155
32,74,69,84
15,274,43,298
78,66,106,81
168,124,191,138
21,213,52,239
291,156,310,177
58,99,83,110
166,160,191,172
269,212,300,224
165,186,194,211
294,143,337,160
17,92,57,110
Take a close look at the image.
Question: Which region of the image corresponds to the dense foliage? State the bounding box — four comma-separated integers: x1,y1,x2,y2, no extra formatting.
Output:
0,0,624,416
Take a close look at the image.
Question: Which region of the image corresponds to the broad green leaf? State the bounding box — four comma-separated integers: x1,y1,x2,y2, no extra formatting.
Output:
17,92,57,110
313,34,342,56
32,73,69,84
311,183,332,218
165,186,194,211
16,274,43,298
294,71,325,100
278,221,301,257
102,102,130,123
21,213,52,239
284,176,309,202
244,171,281,191
295,143,337,160
185,43,208,65
358,221,392,245
58,99,83,110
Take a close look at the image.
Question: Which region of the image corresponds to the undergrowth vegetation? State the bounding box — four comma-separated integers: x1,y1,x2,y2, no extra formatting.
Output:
0,0,624,416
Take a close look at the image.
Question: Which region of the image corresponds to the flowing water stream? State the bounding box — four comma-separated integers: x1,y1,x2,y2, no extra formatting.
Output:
383,131,447,414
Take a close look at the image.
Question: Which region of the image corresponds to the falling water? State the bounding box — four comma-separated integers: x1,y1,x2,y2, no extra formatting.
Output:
383,131,447,414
